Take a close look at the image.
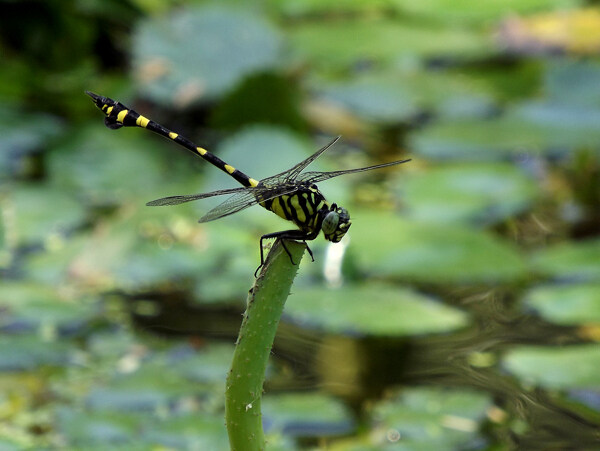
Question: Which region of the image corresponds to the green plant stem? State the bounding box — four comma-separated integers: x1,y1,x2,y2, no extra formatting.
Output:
225,239,305,451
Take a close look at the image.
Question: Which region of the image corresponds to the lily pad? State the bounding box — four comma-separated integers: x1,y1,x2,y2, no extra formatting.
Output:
369,386,491,450
393,0,581,25
545,59,600,107
410,103,600,161
163,343,234,385
273,0,578,24
524,283,600,325
503,344,600,389
85,359,207,413
398,163,538,226
47,125,170,204
56,407,143,449
139,413,229,450
530,238,600,282
0,335,72,371
262,392,355,437
352,213,527,284
284,284,468,336
315,77,421,123
0,104,63,179
0,282,98,335
6,183,87,247
289,19,494,70
132,6,284,106
311,69,496,123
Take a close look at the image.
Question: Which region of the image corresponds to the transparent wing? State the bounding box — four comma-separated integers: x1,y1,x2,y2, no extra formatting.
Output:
297,159,411,184
199,183,300,223
146,186,251,206
261,136,341,186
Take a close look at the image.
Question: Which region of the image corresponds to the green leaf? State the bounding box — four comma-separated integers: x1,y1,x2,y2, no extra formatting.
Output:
139,413,229,450
272,0,579,25
531,238,600,282
0,282,98,334
410,104,600,161
262,393,355,437
132,5,284,106
545,59,600,107
369,387,492,450
524,283,600,325
399,163,538,226
47,125,169,203
352,213,528,284
0,335,72,371
503,344,600,389
284,284,468,336
289,19,494,71
6,183,87,247
316,77,421,123
0,104,62,179
386,0,581,25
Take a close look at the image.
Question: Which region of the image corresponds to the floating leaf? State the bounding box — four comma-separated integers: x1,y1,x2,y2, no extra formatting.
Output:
284,284,468,336
352,213,527,284
0,335,72,371
409,109,600,161
262,392,355,437
544,59,600,107
369,386,491,450
315,78,421,123
139,413,229,450
56,407,142,449
398,163,538,226
531,238,600,282
47,125,170,204
166,343,234,384
6,183,87,247
132,6,284,106
289,19,494,70
0,104,62,179
393,0,581,25
0,282,98,335
525,283,600,325
273,0,579,24
503,344,600,389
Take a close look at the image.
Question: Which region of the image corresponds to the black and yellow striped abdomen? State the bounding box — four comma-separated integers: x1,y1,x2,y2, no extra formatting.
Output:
86,91,259,189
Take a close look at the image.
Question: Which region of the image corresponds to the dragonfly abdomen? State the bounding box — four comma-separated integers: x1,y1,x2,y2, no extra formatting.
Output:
85,91,258,189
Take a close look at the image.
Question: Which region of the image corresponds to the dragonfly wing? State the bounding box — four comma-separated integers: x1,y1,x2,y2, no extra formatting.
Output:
298,159,411,184
261,136,341,186
198,184,300,223
146,186,250,206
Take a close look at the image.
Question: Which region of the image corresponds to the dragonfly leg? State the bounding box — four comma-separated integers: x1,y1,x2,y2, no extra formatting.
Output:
255,230,318,277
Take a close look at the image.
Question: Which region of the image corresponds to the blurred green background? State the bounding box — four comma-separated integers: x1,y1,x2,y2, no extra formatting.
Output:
1,0,600,449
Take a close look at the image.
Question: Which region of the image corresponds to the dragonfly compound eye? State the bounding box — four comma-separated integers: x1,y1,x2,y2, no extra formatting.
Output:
322,206,351,242
322,211,340,236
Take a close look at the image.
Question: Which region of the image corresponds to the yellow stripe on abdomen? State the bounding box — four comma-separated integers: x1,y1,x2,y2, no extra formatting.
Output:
116,109,128,123
136,115,150,128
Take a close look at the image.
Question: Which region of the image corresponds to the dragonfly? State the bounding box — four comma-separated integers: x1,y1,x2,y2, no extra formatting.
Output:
86,91,411,272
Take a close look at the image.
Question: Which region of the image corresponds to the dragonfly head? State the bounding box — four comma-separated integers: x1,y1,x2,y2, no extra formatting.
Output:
321,203,351,242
